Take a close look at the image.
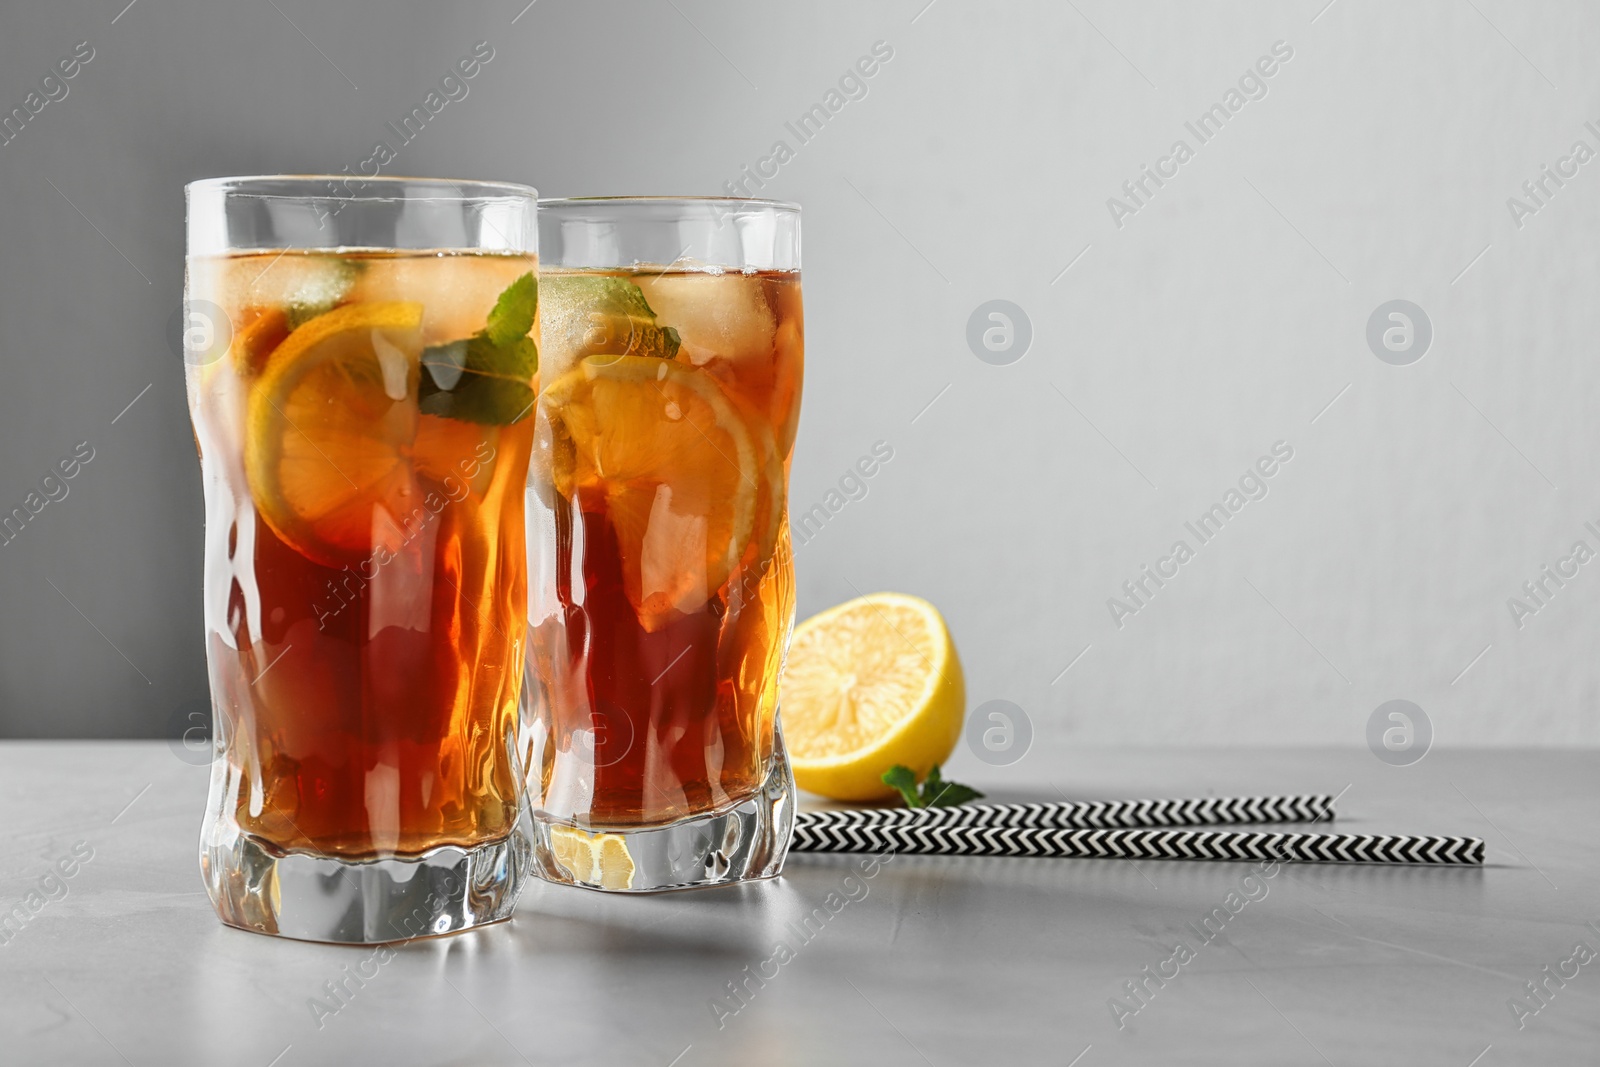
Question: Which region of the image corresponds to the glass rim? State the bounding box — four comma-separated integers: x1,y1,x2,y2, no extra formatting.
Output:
540,195,801,213
185,174,539,202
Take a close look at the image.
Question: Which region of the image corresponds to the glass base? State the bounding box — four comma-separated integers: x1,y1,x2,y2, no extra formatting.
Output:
531,733,795,893
201,830,531,944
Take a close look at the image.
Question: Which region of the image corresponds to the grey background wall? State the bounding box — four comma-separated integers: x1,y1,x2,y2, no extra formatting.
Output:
2,0,1597,755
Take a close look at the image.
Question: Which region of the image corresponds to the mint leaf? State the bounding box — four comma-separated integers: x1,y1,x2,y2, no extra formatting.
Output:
543,275,681,360
419,335,538,425
919,764,984,807
923,780,984,807
881,765,922,808
881,764,984,809
483,272,537,348
417,274,541,425
565,275,655,319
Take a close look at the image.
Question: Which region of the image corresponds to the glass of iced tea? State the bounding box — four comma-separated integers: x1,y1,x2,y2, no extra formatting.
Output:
525,197,801,890
183,176,540,941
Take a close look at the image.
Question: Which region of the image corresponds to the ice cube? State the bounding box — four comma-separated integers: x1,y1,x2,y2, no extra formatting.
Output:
537,283,600,386
634,273,776,367
344,254,532,345
228,252,361,326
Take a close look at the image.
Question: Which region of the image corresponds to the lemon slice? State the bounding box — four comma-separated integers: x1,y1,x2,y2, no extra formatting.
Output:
783,593,966,801
547,825,636,890
540,355,760,631
225,307,289,379
245,302,424,567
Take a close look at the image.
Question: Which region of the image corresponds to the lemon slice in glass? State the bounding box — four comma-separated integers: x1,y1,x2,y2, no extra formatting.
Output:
547,825,636,890
244,302,424,566
541,355,760,631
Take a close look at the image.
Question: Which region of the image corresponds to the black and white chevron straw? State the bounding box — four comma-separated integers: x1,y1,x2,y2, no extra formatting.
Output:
791,824,1484,865
792,794,1485,866
797,793,1334,834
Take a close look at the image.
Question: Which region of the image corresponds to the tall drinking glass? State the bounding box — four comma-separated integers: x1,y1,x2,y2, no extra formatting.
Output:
184,176,540,941
525,197,801,890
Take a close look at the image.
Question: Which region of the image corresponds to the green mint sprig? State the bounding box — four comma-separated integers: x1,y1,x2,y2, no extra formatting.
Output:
881,764,984,808
418,272,539,425
543,275,680,360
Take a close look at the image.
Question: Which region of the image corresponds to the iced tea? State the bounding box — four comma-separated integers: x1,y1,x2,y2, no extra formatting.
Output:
186,249,539,859
527,266,803,828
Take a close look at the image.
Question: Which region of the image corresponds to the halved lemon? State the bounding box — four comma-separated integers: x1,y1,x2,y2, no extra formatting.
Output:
783,593,965,801
244,302,424,567
540,355,763,631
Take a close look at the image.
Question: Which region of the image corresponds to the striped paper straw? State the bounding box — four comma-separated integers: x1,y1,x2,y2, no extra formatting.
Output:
796,794,1335,835
790,823,1485,866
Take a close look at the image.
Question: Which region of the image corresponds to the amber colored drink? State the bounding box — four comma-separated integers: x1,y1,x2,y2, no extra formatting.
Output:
186,250,538,859
528,267,803,828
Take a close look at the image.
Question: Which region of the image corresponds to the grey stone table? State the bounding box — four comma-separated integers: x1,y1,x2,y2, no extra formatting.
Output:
2,743,1597,1066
